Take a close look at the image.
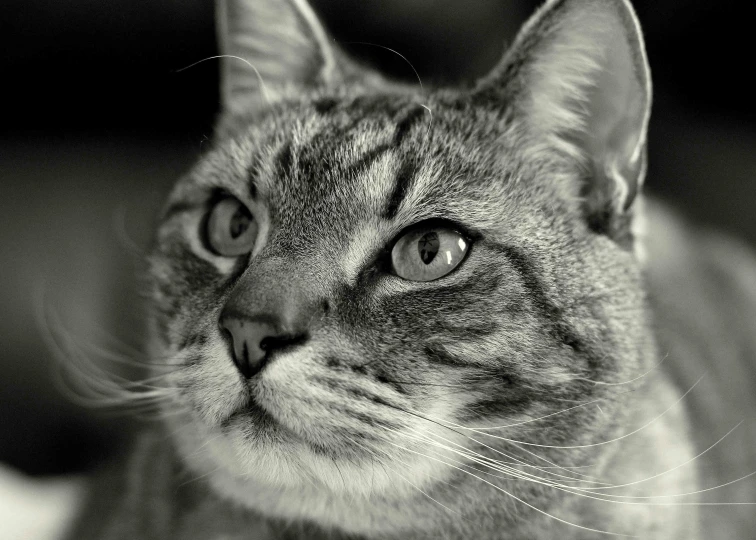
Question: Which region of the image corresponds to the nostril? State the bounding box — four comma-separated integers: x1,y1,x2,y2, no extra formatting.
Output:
220,317,271,378
220,326,233,346
219,315,310,379
260,333,309,353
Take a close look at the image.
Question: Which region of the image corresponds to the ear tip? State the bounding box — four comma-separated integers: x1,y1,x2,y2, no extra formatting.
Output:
216,0,341,114
578,0,654,160
615,0,653,116
564,0,652,101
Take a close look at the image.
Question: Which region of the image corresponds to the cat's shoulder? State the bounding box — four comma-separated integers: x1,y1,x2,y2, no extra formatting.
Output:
643,196,756,323
643,196,756,539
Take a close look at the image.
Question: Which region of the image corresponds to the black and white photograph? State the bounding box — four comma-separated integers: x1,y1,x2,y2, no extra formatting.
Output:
1,0,755,538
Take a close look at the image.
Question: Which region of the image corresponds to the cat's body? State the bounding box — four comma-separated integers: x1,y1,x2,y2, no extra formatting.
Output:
643,201,756,540
63,0,756,538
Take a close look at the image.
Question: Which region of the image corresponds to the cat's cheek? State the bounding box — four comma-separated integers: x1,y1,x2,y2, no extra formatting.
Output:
254,349,470,481
172,342,250,427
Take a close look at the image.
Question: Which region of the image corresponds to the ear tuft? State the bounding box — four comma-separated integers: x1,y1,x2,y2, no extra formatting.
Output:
475,0,651,242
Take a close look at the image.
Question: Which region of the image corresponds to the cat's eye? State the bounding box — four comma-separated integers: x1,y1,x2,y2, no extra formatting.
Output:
390,224,469,282
204,197,258,257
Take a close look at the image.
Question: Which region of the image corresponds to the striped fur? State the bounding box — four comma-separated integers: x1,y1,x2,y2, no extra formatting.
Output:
66,0,755,538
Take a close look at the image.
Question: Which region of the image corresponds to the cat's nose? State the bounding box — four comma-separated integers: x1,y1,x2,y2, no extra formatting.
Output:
218,315,306,378
217,257,329,378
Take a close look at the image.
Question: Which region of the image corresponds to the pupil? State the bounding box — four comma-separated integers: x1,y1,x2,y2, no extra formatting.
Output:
417,231,440,264
229,207,250,239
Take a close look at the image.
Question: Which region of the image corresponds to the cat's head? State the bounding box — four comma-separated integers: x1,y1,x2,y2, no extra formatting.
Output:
148,0,653,533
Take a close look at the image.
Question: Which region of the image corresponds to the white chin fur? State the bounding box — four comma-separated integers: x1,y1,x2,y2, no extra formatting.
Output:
165,410,460,534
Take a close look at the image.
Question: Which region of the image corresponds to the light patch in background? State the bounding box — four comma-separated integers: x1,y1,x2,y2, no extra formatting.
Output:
0,464,84,540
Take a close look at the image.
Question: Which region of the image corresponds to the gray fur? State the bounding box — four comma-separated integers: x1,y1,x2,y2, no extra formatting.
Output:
65,0,756,538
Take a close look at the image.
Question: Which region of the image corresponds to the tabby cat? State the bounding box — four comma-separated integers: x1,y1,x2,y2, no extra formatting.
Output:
65,0,756,538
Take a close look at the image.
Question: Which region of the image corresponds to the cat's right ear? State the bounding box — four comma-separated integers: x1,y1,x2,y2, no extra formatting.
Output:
216,0,339,116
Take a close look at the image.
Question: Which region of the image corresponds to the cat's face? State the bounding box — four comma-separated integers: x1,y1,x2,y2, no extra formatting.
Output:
147,0,654,532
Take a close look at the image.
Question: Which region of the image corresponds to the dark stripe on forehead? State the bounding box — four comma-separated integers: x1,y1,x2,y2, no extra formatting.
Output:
275,140,294,180
393,105,427,145
348,94,411,118
339,104,428,190
342,142,394,180
383,158,417,220
381,105,428,218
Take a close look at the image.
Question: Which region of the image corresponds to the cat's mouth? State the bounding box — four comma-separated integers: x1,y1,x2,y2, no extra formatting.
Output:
215,393,323,455
221,367,402,456
167,348,467,500
225,396,277,429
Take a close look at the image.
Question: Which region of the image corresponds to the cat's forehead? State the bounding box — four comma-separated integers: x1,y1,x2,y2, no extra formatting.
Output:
226,99,425,233
174,92,556,257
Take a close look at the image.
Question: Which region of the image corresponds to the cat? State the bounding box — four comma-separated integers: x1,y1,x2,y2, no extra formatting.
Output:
63,0,756,538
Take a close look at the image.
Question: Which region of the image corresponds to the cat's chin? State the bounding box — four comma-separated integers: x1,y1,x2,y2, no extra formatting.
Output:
158,407,456,535
162,401,461,519
202,460,434,536
157,341,469,530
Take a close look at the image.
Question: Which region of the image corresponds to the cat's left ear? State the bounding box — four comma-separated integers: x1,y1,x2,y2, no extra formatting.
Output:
216,0,339,115
474,0,651,238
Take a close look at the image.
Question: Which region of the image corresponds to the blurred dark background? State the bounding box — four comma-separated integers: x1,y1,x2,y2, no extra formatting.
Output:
1,0,754,476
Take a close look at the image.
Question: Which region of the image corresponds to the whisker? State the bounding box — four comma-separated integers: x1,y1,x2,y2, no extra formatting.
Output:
340,41,424,93
70,338,181,371
398,428,605,489
381,438,634,537
433,374,707,450
177,464,224,489
566,470,756,502
418,423,608,484
350,437,461,516
465,399,605,430
35,285,184,414
394,403,603,481
112,203,148,259
176,55,271,105
378,378,478,390
581,421,745,492
420,104,433,137
390,427,756,510
573,352,670,387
